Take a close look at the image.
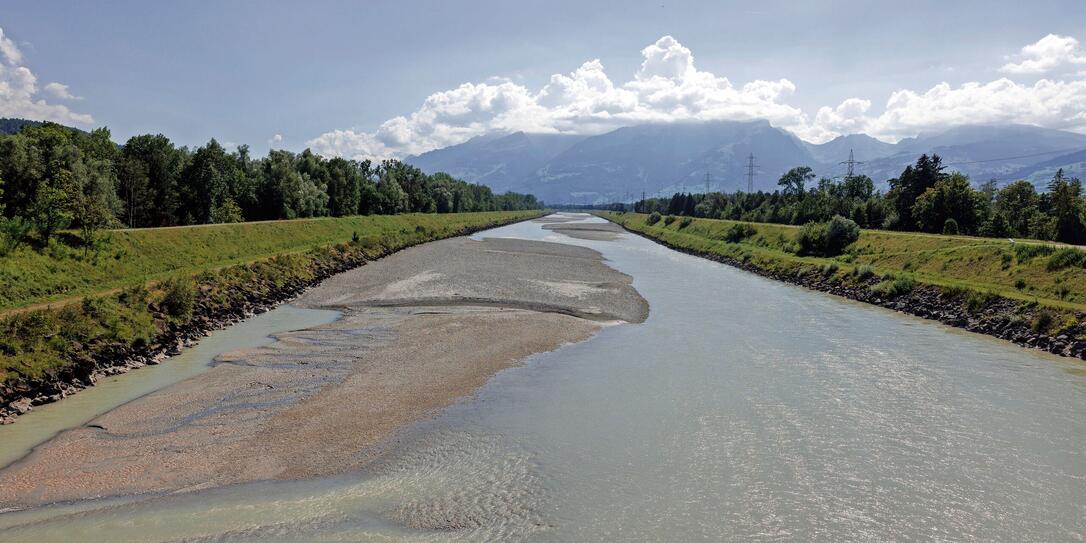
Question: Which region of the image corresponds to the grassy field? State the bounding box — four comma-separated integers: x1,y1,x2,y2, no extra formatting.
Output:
0,212,540,312
599,212,1086,313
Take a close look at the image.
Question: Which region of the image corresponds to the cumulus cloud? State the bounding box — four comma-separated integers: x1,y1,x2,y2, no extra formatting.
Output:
268,133,283,145
310,33,1086,158
0,26,93,125
1000,34,1086,75
43,82,81,100
309,35,808,159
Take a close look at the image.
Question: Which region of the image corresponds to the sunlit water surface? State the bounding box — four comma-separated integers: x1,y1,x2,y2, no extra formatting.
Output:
1,213,1084,542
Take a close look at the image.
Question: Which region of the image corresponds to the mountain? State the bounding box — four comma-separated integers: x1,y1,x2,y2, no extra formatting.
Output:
862,124,1086,184
805,134,897,163
0,118,43,135
408,121,1086,204
533,120,816,203
407,131,584,195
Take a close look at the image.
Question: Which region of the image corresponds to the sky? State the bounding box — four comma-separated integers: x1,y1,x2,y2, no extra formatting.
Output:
3,0,1086,159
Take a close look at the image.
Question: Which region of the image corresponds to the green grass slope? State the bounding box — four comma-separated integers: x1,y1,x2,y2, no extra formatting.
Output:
1,212,540,311
600,212,1086,313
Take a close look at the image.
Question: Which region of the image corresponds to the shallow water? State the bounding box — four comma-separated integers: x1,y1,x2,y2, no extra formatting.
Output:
2,213,1084,541
0,304,339,469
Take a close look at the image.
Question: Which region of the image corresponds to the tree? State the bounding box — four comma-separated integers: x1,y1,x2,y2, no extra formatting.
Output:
778,166,815,198
995,180,1039,237
911,173,984,234
1044,169,1085,243
888,154,946,230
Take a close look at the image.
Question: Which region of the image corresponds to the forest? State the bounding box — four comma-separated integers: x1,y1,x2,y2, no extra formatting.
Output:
0,121,541,252
626,154,1086,245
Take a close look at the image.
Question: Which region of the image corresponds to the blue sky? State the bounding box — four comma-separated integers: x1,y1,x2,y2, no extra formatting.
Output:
3,0,1086,157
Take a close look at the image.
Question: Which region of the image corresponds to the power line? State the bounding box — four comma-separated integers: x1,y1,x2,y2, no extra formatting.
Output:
942,147,1086,166
840,148,864,177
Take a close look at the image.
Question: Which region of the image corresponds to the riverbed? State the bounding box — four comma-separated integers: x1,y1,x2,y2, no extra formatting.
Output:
1,213,1083,541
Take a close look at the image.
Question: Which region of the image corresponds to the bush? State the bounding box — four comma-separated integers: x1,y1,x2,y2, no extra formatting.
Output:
1032,310,1056,333
1014,243,1055,262
1014,278,1027,290
159,278,196,320
723,223,757,243
869,274,917,297
663,215,677,226
1046,248,1086,271
678,216,693,229
963,291,993,313
852,265,875,281
795,215,860,257
942,218,959,235
646,211,662,226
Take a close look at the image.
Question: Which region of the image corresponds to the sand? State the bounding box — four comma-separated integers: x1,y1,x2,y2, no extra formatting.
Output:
0,235,647,509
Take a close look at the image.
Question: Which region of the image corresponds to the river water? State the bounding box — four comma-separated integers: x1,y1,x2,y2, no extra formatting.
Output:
1,214,1084,541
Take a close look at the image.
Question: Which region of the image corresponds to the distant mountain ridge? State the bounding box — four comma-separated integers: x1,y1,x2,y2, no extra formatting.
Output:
406,120,1086,204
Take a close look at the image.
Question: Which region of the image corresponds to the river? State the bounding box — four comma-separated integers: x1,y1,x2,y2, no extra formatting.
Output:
1,213,1083,541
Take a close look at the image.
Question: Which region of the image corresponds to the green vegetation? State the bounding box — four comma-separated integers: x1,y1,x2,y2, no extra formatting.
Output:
0,121,541,253
795,215,860,257
599,211,1086,314
0,211,538,384
618,155,1086,245
0,211,538,311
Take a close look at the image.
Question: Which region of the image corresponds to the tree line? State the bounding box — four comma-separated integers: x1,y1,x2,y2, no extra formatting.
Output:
626,154,1086,244
0,122,541,251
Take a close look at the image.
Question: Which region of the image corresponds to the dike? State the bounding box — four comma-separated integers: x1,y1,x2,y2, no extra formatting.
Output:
605,218,1086,361
0,214,537,424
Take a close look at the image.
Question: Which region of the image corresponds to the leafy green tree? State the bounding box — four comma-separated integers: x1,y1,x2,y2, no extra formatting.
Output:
912,173,984,234
888,154,946,230
995,180,1039,237
1044,169,1085,243
778,166,815,198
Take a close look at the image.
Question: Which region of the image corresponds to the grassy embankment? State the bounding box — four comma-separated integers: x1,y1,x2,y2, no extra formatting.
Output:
0,211,540,384
600,212,1086,334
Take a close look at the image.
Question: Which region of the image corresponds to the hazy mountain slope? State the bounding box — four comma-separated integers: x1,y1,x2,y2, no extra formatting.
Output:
406,132,584,194
408,122,1086,203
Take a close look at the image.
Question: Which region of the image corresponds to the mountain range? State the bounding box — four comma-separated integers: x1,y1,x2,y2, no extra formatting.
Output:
407,121,1086,204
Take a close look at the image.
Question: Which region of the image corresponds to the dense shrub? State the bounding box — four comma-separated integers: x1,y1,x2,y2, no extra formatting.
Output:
869,274,917,297
1014,243,1055,262
723,223,757,243
852,265,875,281
663,215,677,226
678,216,693,229
795,215,861,256
1032,309,1056,333
646,212,662,225
1046,248,1086,271
159,278,196,320
942,218,959,235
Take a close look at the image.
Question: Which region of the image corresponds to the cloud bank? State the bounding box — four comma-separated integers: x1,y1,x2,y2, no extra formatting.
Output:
310,34,1086,160
0,27,93,125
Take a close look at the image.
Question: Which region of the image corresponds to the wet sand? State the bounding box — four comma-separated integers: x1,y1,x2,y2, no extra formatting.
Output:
0,235,647,509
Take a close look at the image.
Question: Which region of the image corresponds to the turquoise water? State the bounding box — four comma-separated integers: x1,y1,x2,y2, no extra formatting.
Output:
1,214,1083,541
0,304,339,469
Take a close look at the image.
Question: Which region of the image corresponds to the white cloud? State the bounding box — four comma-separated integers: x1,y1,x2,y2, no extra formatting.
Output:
0,26,93,125
310,33,1086,157
309,35,809,159
1000,34,1086,74
43,82,81,100
268,133,283,145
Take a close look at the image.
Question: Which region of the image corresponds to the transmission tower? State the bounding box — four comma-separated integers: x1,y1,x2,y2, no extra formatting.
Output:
745,153,758,192
840,148,864,178
705,172,711,194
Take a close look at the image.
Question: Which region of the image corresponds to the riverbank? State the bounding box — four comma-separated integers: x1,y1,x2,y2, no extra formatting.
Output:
0,211,542,424
599,212,1086,359
0,222,647,509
